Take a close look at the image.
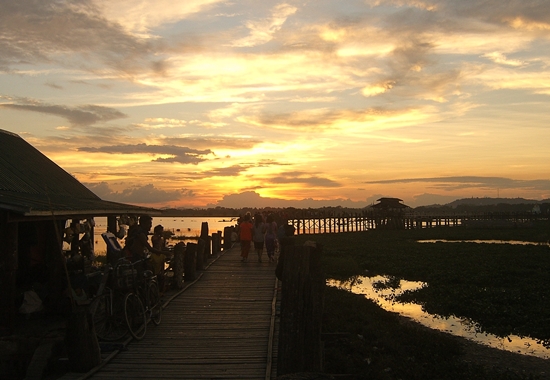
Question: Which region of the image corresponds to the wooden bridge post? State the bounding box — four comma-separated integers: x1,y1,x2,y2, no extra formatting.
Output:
184,242,197,281
200,222,210,259
204,235,212,259
223,226,233,250
65,306,101,372
196,238,205,271
277,243,324,375
211,232,221,255
172,242,185,289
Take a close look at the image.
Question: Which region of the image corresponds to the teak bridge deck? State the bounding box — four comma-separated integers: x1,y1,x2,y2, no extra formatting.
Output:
63,246,279,380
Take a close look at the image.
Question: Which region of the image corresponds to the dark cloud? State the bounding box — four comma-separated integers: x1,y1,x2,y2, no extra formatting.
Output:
251,107,399,131
257,159,293,167
0,0,166,75
168,137,262,150
201,165,249,177
0,97,126,126
364,176,550,191
85,182,186,204
437,0,550,28
78,143,213,164
44,82,63,90
371,0,550,34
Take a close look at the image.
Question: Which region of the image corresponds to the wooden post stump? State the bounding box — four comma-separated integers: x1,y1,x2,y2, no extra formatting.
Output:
196,238,206,270
173,242,185,289
204,235,212,259
223,226,233,250
184,242,197,281
277,243,324,375
200,222,210,260
211,232,220,255
200,222,209,239
65,306,101,372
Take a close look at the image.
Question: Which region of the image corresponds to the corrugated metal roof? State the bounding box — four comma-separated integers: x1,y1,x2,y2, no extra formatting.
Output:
0,129,160,217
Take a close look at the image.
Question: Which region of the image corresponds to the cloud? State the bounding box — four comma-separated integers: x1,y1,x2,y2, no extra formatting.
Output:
78,143,213,164
85,182,187,204
209,191,369,209
230,3,297,47
0,97,127,126
239,107,408,132
201,165,250,177
95,0,224,36
482,52,527,67
0,0,165,75
141,118,188,128
167,137,262,150
364,176,550,191
268,172,341,188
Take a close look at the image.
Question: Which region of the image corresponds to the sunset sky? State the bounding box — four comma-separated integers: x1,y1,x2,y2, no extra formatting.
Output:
1,0,549,209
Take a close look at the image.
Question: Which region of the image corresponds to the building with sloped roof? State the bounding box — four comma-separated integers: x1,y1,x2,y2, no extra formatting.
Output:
367,197,410,230
0,128,160,339
370,197,410,210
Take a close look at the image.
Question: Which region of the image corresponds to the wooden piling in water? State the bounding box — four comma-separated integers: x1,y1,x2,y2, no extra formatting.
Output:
223,226,233,250
195,238,205,270
211,232,221,255
184,242,197,281
277,243,324,375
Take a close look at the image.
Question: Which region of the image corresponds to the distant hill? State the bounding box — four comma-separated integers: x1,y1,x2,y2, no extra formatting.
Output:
446,197,545,207
414,197,550,214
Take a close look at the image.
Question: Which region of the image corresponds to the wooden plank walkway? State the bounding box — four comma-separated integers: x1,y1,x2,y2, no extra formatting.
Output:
63,246,280,380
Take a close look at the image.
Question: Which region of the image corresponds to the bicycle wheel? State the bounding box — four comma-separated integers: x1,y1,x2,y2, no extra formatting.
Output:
148,281,162,325
124,292,147,340
91,292,128,341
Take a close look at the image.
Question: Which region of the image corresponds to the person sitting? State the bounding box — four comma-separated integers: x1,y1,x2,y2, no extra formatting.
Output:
123,215,164,267
149,224,169,292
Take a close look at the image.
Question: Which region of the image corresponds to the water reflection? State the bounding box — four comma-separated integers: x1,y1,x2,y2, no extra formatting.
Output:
328,275,550,359
418,239,550,247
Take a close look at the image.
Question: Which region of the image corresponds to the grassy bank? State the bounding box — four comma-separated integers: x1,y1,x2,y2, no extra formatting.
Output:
295,220,550,379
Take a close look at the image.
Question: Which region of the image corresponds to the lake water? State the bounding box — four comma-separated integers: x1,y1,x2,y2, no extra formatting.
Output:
328,276,550,359
88,216,239,255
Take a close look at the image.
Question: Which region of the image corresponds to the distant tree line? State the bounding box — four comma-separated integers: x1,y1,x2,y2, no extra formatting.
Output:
161,199,550,217
414,202,550,215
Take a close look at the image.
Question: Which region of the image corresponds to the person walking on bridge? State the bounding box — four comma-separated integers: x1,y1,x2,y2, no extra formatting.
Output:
252,213,266,262
239,213,253,262
264,213,278,263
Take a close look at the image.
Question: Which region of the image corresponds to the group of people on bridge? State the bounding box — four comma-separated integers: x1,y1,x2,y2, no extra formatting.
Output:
237,212,295,263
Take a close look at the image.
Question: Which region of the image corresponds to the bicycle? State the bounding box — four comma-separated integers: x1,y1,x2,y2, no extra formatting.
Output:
122,256,162,340
89,260,130,342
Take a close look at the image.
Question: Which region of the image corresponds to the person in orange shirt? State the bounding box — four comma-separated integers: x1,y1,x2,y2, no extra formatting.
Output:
239,213,253,262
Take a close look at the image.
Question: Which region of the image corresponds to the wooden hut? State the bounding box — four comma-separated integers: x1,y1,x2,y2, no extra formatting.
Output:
0,129,159,375
368,197,410,229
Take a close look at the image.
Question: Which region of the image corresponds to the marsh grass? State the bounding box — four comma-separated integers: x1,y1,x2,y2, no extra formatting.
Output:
296,220,550,379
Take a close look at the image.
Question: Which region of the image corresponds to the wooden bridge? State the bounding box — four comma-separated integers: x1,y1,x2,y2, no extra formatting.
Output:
288,213,546,234
60,245,279,380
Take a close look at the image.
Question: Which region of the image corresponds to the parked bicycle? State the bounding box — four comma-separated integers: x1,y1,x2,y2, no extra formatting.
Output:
89,259,132,342
121,255,162,340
